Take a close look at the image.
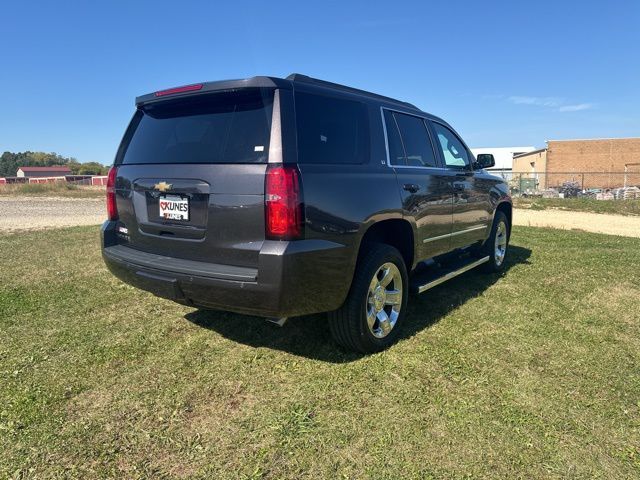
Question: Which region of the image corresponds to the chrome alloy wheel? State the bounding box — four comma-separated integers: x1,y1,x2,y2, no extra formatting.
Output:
494,220,508,266
366,262,403,338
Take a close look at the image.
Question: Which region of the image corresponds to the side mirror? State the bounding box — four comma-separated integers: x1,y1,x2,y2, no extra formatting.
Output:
475,153,495,169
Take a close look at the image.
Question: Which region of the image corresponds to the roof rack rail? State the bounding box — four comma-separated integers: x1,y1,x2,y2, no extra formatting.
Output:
286,73,419,110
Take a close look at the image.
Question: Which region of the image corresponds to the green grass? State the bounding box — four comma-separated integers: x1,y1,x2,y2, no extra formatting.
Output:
514,196,640,216
0,183,105,198
1,226,639,479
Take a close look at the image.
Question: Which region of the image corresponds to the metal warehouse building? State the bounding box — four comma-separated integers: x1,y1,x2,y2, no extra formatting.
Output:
17,166,72,178
470,146,536,172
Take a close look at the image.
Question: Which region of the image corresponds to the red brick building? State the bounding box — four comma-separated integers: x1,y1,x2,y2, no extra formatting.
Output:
513,137,640,189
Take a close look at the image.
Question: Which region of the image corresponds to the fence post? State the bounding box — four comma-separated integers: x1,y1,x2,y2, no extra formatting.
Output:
519,174,522,196
624,166,627,188
581,173,585,191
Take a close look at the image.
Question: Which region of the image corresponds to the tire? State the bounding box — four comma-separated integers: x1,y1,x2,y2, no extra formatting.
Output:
328,243,409,354
478,210,510,273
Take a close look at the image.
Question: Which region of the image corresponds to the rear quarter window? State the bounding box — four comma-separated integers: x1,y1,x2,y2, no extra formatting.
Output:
294,92,369,165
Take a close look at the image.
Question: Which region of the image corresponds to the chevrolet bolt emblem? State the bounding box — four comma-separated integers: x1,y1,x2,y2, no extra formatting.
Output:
154,181,172,192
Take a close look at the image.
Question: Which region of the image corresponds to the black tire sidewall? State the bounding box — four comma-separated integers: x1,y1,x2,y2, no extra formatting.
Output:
484,211,509,272
353,244,409,350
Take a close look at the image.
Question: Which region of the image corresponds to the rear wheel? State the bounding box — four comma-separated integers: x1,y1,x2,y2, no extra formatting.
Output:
479,210,510,273
328,244,408,353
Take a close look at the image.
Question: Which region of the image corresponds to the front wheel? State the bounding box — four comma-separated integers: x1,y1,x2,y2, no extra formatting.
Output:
479,210,510,273
328,243,408,354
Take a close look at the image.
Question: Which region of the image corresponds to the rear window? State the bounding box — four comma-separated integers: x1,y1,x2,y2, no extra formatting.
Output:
295,92,369,164
118,89,274,165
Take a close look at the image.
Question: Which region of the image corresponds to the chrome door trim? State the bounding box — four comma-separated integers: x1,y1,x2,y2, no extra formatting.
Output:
380,106,445,171
380,106,392,166
422,224,486,243
268,89,283,164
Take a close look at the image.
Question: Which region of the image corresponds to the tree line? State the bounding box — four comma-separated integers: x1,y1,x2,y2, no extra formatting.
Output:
0,151,109,177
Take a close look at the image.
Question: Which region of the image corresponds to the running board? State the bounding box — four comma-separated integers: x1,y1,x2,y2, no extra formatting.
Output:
411,256,490,294
266,317,288,327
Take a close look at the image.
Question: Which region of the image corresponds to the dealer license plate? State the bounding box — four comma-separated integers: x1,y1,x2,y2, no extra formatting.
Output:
159,195,189,221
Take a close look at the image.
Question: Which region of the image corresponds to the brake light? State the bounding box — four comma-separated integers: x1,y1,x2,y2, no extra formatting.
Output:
154,84,203,97
106,166,118,221
265,165,303,240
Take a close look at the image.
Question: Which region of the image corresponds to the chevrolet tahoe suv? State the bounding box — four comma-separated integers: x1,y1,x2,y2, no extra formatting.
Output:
102,74,512,353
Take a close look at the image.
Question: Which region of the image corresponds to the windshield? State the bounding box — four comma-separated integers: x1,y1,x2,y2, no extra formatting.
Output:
117,88,274,165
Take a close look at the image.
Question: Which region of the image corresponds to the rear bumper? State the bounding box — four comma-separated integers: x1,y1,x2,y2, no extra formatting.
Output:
101,221,353,317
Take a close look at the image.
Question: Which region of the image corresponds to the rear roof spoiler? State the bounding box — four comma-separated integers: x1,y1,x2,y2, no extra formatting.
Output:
135,73,423,114
135,76,290,107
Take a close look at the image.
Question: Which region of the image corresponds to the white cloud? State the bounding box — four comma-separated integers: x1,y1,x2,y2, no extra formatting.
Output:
558,103,593,112
506,95,594,112
508,96,563,108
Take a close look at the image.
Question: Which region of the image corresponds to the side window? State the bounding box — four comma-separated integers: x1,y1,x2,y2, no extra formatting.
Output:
393,112,438,168
383,110,405,165
295,92,369,164
432,122,470,169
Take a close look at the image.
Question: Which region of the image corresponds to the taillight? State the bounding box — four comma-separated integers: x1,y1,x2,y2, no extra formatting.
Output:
106,166,118,221
265,165,303,240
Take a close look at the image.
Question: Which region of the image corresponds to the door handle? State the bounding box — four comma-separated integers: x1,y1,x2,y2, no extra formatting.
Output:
402,183,420,193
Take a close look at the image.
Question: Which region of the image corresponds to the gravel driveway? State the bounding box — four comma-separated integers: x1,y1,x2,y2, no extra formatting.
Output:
0,196,105,232
2,196,639,238
513,209,640,238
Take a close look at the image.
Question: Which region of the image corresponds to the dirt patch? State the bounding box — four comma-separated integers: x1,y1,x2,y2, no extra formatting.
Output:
0,196,105,232
514,208,640,238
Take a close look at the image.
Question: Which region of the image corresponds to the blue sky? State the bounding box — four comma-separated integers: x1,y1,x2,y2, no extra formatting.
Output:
2,0,639,164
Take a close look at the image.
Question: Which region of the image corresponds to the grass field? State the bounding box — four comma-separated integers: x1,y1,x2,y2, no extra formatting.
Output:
0,183,105,198
514,196,640,216
1,226,639,479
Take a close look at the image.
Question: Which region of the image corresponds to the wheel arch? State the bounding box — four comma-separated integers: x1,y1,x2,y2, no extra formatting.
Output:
495,201,513,240
357,218,415,271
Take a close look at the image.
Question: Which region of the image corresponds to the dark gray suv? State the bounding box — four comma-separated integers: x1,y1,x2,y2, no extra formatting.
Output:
102,74,512,353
